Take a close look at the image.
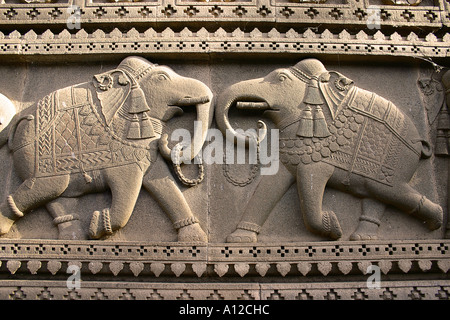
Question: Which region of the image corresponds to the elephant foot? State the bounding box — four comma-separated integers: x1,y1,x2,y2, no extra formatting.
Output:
423,200,443,231
0,196,24,235
226,228,258,243
53,215,86,240
89,209,113,240
323,211,342,240
412,197,443,231
349,216,380,241
177,223,207,242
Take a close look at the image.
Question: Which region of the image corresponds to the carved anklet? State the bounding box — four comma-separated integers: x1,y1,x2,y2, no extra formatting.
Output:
173,216,199,230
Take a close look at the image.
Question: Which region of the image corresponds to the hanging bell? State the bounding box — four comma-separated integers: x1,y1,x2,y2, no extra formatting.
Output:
128,84,151,114
304,79,325,106
313,106,331,138
127,114,142,140
297,106,314,138
435,130,449,156
140,113,156,139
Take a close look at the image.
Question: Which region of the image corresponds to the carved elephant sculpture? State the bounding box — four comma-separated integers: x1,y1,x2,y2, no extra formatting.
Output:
216,58,443,242
0,56,213,241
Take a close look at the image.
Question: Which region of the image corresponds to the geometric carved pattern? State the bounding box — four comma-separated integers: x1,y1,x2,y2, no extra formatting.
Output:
1,239,449,299
1,280,449,300
0,0,448,28
1,239,449,278
0,27,448,58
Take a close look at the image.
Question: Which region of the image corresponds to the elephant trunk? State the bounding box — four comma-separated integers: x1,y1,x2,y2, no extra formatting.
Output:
215,83,268,147
159,83,214,164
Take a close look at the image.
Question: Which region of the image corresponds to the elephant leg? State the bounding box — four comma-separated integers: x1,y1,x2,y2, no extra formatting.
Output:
89,165,143,239
46,198,87,240
350,198,386,241
367,181,443,231
0,175,70,235
143,155,207,242
226,164,295,243
296,162,342,240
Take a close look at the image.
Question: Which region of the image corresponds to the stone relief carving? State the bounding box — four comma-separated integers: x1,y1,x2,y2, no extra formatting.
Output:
216,58,444,243
0,56,213,242
383,0,422,5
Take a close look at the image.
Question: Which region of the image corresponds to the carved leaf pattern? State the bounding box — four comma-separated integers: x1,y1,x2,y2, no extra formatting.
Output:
337,261,353,275
171,263,186,277
398,260,412,273
255,263,270,277
357,261,372,275
192,263,207,277
109,261,124,276
276,262,291,276
88,261,103,274
317,261,332,276
47,260,62,275
129,262,144,277
297,262,312,276
7,260,21,274
150,263,165,277
437,260,450,273
234,263,250,277
418,260,432,272
27,260,42,275
214,263,229,277
378,260,393,275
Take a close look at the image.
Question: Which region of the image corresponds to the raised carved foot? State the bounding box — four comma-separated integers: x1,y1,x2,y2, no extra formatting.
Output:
177,223,207,242
89,209,113,240
349,216,380,241
421,199,443,231
323,211,342,240
226,228,258,243
350,228,379,241
57,220,87,240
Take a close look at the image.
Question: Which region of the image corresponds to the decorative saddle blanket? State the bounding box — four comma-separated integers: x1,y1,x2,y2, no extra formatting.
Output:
34,85,161,178
279,86,415,186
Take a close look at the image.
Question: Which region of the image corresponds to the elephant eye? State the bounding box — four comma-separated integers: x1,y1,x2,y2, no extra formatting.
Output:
278,74,288,82
157,73,169,81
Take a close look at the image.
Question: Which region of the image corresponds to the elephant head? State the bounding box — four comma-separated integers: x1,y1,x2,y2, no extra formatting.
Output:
92,56,213,164
215,58,352,144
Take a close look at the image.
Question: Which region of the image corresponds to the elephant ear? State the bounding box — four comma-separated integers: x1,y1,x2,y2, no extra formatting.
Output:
92,69,131,126
318,71,354,119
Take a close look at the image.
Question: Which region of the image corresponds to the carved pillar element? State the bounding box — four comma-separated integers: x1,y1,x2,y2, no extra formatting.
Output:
441,70,450,239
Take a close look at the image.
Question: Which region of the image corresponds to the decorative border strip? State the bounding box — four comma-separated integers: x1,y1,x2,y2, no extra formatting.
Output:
0,0,447,27
0,27,448,58
1,280,449,300
1,239,449,278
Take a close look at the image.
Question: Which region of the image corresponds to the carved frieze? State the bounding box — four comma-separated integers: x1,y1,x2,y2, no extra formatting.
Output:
0,0,448,302
0,0,447,28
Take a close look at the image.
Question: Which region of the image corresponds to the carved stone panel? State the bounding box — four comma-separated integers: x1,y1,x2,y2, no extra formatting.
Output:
0,0,448,303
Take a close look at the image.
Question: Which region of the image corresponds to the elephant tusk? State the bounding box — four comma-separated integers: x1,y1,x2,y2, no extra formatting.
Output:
236,102,270,110
175,96,210,106
158,134,172,161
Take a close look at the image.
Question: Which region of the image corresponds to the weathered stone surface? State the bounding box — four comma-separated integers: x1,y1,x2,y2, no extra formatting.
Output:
0,0,448,302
